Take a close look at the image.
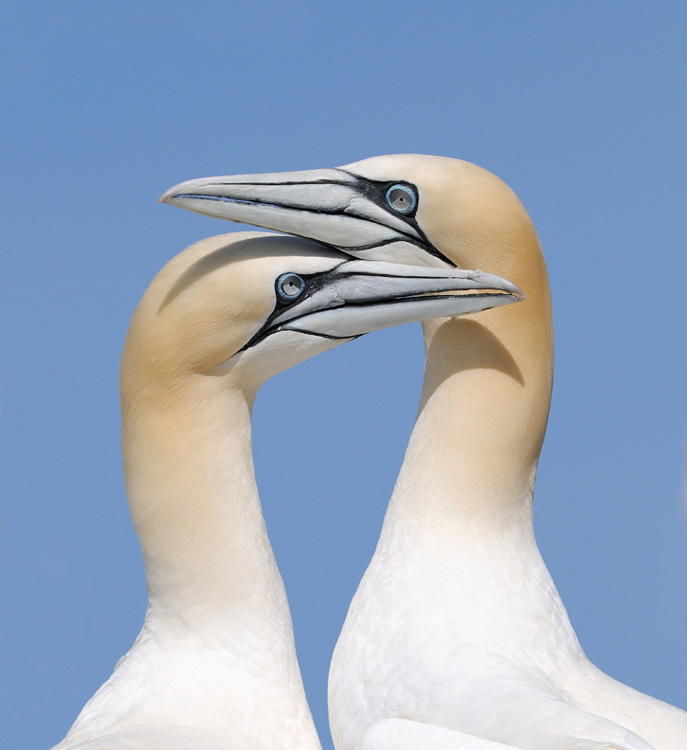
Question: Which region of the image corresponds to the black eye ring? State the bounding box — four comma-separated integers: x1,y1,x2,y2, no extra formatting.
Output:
276,272,305,302
385,184,417,215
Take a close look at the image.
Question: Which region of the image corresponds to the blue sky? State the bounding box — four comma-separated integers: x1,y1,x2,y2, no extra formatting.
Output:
1,3,686,748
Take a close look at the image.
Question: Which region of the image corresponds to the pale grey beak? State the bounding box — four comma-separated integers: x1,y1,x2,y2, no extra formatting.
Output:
159,167,452,267
243,258,524,351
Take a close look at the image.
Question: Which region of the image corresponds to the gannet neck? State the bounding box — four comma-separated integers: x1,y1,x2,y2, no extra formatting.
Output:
121,372,276,630
105,310,320,749
59,374,320,749
387,186,553,530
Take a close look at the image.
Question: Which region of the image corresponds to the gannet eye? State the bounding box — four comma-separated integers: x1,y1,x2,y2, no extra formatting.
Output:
385,184,417,215
276,273,305,302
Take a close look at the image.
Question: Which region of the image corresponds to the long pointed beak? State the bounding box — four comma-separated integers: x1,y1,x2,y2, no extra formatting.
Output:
159,168,451,267
244,259,523,351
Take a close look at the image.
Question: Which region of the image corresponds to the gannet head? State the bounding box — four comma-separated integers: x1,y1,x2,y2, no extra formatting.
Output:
121,231,523,402
159,155,541,284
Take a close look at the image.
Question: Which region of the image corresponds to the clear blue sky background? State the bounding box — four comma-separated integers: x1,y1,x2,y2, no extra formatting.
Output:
1,4,686,748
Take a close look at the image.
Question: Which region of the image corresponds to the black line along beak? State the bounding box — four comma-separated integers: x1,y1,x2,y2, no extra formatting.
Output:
241,259,524,351
159,168,452,267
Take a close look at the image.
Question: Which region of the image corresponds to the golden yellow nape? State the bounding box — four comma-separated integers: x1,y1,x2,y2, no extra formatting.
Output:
160,155,687,750
54,228,521,750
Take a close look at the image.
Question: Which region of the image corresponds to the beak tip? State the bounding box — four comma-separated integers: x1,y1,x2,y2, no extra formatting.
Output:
475,272,524,301
158,188,177,205
494,276,525,301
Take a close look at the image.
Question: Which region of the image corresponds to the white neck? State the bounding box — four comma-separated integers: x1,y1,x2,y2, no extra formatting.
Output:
369,254,573,651
64,374,321,749
383,265,552,530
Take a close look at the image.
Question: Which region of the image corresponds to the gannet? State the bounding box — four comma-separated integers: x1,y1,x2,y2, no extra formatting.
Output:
161,156,687,750
52,229,521,750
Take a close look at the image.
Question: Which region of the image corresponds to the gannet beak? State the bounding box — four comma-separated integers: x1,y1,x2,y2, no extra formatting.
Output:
241,259,523,351
159,167,451,267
